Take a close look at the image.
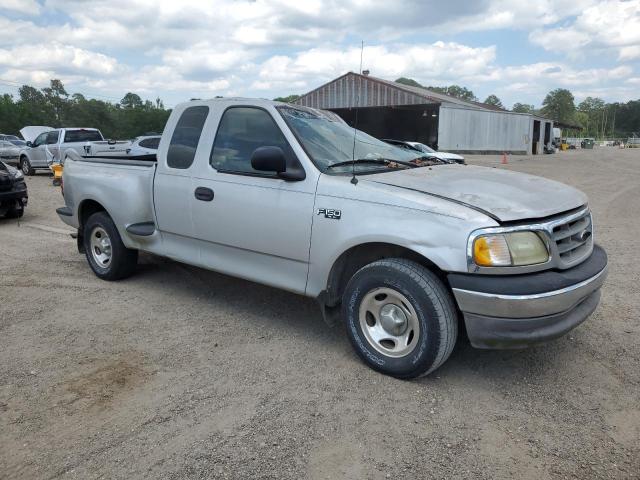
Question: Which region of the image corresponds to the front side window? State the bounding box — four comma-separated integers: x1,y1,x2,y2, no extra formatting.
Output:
210,107,294,175
167,106,209,169
33,133,48,147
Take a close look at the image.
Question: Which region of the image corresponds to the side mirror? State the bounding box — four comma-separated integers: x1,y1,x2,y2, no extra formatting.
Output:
251,146,286,173
26,141,33,147
250,146,306,181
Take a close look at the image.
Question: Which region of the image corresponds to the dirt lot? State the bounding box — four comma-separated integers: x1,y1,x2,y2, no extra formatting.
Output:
1,148,639,479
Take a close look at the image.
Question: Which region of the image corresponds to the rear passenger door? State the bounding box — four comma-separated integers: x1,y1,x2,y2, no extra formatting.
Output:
189,105,316,294
153,105,210,263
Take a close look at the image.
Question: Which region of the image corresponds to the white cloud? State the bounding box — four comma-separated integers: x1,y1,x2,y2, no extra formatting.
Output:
0,43,120,76
252,42,497,91
530,0,640,59
0,1,636,108
0,0,41,15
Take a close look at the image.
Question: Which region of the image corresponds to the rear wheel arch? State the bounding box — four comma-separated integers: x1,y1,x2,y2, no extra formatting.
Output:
78,199,107,231
76,199,107,253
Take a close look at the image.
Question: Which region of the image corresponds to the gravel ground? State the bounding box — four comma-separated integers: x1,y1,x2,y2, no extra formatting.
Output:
1,148,639,479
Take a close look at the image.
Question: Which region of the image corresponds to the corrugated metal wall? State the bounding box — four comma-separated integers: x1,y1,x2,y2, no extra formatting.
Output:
438,106,534,154
295,73,432,109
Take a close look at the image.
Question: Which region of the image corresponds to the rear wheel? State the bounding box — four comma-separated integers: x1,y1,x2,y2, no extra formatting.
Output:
342,258,458,379
20,157,34,176
83,211,138,280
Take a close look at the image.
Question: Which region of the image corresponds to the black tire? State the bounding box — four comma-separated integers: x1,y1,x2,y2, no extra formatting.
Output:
342,258,458,379
20,157,34,176
83,211,138,280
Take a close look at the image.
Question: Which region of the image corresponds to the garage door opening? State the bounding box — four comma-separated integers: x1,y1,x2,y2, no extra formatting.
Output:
331,104,440,150
532,120,541,154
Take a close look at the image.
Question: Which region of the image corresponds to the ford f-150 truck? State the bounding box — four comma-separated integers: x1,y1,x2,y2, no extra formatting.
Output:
18,127,126,175
56,98,608,378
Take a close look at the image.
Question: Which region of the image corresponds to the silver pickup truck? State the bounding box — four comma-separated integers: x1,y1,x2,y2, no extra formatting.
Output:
57,98,608,378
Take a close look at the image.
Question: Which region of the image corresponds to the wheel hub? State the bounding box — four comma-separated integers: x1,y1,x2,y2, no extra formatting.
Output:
358,287,421,358
379,303,408,336
89,226,112,267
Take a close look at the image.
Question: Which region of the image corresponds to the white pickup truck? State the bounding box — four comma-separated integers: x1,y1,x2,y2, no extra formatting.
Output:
57,98,608,378
19,127,105,174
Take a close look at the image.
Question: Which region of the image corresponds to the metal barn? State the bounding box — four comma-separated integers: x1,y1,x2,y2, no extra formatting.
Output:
295,72,553,155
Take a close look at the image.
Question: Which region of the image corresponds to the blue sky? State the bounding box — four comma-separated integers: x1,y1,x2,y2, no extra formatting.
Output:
0,0,639,108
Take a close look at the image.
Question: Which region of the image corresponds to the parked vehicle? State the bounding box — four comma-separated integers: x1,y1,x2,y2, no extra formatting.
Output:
0,161,28,218
126,135,161,156
57,98,608,378
0,139,25,164
88,135,160,158
18,127,104,175
86,139,131,157
383,139,465,164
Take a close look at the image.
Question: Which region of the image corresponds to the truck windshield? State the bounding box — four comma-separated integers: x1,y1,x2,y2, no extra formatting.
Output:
64,130,104,142
277,106,430,173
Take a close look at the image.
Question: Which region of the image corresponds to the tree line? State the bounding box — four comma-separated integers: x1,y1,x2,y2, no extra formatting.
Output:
2,78,637,140
276,77,640,138
0,79,171,140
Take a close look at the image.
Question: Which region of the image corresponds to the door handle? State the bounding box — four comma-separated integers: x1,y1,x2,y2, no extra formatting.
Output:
194,186,214,202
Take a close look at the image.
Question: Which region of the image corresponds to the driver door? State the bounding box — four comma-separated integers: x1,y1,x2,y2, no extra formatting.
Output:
29,133,49,167
189,106,316,294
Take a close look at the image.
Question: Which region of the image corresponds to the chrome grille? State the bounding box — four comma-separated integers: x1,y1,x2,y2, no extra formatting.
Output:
550,209,593,268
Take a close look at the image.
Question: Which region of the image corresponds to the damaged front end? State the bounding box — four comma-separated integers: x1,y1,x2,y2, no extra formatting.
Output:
0,161,28,218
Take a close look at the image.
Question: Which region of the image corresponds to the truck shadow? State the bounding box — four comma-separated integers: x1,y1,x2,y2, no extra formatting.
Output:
134,253,578,382
134,253,344,343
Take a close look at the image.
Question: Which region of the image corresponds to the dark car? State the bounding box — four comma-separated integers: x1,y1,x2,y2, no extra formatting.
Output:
0,161,28,218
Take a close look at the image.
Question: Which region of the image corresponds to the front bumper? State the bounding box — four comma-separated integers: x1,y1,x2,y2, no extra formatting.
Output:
0,182,28,205
448,245,608,349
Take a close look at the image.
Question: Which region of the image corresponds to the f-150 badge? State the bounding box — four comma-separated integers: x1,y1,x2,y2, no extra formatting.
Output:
317,208,341,220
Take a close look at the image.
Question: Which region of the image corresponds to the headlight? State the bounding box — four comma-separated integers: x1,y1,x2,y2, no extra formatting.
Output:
13,169,23,180
473,231,549,267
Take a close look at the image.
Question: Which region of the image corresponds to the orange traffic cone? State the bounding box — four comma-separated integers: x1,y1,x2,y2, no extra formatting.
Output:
501,152,508,164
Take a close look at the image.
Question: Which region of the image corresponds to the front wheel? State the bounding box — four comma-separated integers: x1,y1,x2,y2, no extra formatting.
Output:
83,211,138,280
20,157,34,176
342,258,458,379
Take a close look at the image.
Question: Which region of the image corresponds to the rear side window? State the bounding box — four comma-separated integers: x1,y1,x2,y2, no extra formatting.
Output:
210,107,293,175
46,131,60,144
167,106,209,169
139,137,160,149
64,130,103,142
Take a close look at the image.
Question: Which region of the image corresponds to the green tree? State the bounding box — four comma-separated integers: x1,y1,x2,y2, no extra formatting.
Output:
540,88,576,124
577,97,606,137
273,94,301,103
512,103,536,114
483,94,504,108
395,77,423,88
120,92,143,109
427,85,477,101
0,79,170,139
42,79,69,124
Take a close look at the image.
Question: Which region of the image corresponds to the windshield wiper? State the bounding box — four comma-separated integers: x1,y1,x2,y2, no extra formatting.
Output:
325,158,418,170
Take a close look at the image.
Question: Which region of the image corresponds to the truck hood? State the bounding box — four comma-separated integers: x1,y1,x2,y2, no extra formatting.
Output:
20,126,53,142
366,165,587,222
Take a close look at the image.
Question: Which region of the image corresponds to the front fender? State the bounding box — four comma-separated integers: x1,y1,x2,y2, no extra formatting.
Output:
306,197,497,297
